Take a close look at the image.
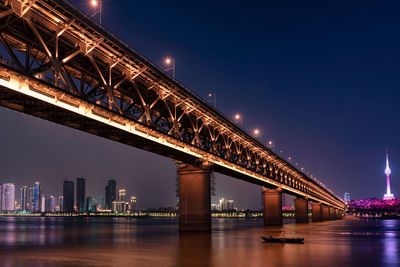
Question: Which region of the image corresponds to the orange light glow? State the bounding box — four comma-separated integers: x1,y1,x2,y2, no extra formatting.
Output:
254,129,260,135
91,0,98,6
235,114,240,120
165,58,172,65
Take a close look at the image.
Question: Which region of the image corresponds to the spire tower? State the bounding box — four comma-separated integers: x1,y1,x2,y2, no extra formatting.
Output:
383,149,395,200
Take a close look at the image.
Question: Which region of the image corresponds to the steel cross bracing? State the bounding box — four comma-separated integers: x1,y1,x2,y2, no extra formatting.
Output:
0,0,345,209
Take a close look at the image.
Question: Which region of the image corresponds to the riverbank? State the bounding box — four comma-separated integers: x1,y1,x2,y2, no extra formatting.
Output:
0,211,296,218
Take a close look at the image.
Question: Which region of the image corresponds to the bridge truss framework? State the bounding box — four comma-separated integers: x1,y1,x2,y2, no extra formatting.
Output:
0,0,345,210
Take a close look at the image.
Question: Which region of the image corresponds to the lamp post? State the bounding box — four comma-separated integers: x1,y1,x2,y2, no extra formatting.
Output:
207,92,216,108
253,128,261,141
90,0,103,24
267,140,274,150
234,114,242,127
164,57,175,78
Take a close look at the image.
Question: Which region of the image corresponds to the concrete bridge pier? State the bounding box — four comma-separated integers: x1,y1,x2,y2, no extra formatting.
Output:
329,207,335,220
178,163,212,232
295,197,309,223
263,187,283,226
335,209,340,219
321,204,329,221
312,202,322,222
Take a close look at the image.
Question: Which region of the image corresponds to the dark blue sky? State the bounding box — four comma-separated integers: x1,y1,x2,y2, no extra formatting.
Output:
1,0,400,208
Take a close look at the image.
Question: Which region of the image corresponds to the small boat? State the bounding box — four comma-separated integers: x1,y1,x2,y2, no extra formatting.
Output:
261,236,304,244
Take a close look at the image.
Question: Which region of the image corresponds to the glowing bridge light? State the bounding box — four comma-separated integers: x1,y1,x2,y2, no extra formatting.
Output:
91,0,98,6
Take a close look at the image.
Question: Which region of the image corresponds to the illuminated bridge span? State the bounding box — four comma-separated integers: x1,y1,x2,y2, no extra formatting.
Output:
0,0,345,231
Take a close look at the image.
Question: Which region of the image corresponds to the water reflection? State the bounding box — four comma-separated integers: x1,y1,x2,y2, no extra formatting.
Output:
178,233,212,267
0,217,399,266
382,220,398,265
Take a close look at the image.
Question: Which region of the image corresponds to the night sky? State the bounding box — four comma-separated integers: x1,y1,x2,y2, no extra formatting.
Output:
1,0,399,209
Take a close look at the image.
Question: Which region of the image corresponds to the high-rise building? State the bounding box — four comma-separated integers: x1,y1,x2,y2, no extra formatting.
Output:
112,201,127,213
215,197,235,211
105,179,116,210
1,183,15,211
344,192,350,203
41,195,46,212
76,177,85,212
33,182,41,212
129,196,137,212
63,180,74,212
86,196,93,212
46,196,56,212
118,189,126,202
211,204,218,211
20,186,28,211
59,196,64,212
383,150,395,200
228,200,235,210
28,187,34,212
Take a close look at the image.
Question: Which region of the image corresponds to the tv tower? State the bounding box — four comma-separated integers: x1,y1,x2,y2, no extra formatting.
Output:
383,149,395,200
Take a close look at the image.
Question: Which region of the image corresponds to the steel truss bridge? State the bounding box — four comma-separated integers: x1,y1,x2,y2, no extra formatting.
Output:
0,0,344,211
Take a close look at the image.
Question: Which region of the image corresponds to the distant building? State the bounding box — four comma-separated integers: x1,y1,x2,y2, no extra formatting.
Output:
86,197,97,212
33,182,41,212
118,189,126,202
129,196,136,212
63,180,74,212
105,179,116,210
76,177,85,212
112,201,127,213
214,197,235,211
41,195,46,213
20,186,28,211
1,183,15,211
344,192,350,203
383,150,395,200
46,196,56,212
228,200,234,210
219,198,231,211
59,196,64,212
28,187,34,212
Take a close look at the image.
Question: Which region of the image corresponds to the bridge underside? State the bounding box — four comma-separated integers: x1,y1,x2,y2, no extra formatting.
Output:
0,86,199,164
0,85,286,190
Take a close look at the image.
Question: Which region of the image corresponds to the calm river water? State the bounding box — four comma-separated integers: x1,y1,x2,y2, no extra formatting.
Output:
0,217,398,266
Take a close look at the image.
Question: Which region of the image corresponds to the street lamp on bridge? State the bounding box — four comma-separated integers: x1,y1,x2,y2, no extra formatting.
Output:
90,0,103,24
267,140,274,150
253,128,261,141
164,57,175,78
207,92,216,108
234,113,242,127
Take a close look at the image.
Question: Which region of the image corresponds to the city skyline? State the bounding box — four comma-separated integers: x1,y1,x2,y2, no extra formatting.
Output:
0,178,139,212
0,146,397,210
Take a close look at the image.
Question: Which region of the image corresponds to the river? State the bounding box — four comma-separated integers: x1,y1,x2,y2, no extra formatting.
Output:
0,217,398,266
